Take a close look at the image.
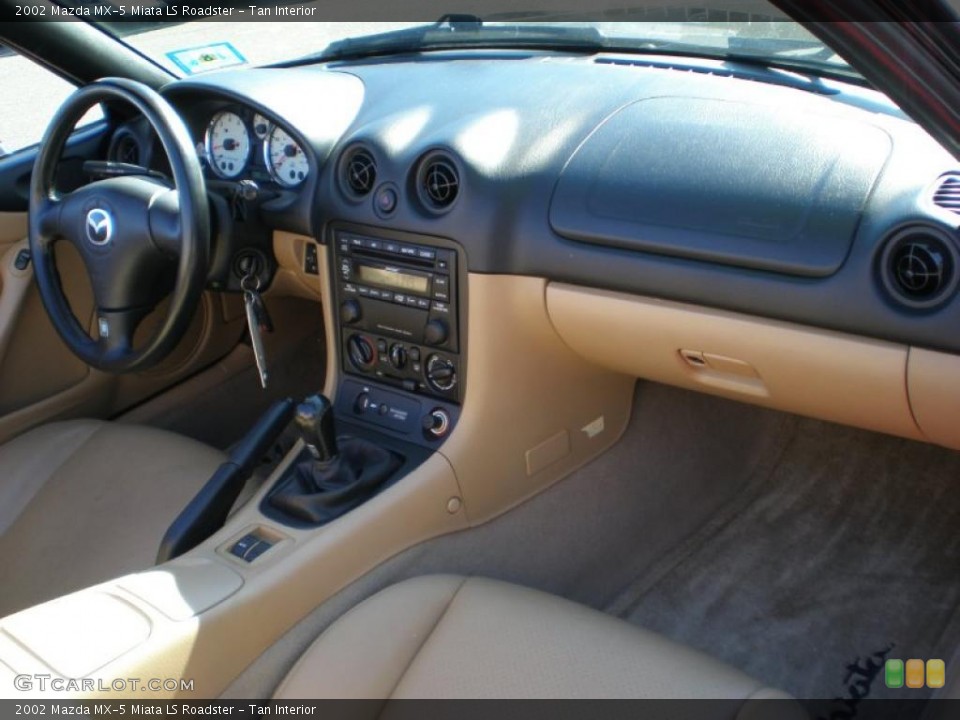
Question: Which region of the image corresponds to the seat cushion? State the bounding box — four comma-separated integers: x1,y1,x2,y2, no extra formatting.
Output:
0,419,226,617
275,575,800,704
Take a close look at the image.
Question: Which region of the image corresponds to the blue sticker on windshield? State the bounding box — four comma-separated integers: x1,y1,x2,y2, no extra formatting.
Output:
166,43,247,76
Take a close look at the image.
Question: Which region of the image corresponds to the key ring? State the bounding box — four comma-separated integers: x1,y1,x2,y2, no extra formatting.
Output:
241,272,262,293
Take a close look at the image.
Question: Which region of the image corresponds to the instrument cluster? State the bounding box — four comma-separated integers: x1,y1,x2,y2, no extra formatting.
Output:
202,107,309,188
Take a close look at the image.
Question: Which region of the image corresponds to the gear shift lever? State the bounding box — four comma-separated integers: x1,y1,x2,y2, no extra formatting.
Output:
295,394,338,462
269,393,403,526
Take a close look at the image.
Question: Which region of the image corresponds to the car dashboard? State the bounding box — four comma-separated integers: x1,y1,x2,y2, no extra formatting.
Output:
111,49,960,451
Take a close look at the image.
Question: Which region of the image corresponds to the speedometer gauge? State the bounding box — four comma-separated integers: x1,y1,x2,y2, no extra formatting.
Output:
265,126,308,187
205,111,250,179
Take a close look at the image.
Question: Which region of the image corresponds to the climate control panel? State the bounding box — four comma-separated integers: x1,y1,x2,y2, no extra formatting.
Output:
332,228,463,404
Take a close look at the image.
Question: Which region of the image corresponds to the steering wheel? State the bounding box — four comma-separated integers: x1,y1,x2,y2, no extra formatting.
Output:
28,77,209,373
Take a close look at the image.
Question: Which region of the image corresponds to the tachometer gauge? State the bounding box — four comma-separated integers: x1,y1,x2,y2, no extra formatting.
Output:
265,126,308,187
205,111,250,179
252,113,271,140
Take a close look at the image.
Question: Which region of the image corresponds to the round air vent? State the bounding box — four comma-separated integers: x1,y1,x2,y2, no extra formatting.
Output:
879,226,959,310
416,152,460,213
342,147,377,198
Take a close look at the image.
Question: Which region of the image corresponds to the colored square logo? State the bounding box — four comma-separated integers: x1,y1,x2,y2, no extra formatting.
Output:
927,659,946,689
886,659,904,688
906,659,925,688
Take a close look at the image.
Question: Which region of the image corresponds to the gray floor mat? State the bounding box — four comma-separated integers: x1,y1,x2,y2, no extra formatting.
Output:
614,418,960,700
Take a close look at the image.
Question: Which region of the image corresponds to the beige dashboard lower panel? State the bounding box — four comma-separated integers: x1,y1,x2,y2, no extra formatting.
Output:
547,284,924,442
907,348,960,450
440,275,635,524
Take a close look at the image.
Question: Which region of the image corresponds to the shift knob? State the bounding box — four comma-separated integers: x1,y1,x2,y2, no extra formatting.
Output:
295,394,338,462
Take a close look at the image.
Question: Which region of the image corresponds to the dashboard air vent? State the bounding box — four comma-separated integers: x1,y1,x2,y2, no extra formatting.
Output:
417,153,460,212
932,174,960,214
880,227,959,310
343,148,377,197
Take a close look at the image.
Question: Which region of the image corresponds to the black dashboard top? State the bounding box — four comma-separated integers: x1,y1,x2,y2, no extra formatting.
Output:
157,51,960,354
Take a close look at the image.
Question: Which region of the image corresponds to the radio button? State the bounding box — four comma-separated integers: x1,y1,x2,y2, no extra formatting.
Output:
399,246,418,258
416,298,431,309
343,283,358,294
366,239,383,251
432,289,450,302
417,248,437,260
437,259,449,271
405,296,420,307
424,319,449,346
358,286,371,297
340,299,362,325
348,237,364,248
431,301,450,314
340,260,352,279
433,276,449,289
394,293,407,304
384,242,401,254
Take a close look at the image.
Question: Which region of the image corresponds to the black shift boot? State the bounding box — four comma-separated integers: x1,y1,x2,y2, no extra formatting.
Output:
267,394,402,525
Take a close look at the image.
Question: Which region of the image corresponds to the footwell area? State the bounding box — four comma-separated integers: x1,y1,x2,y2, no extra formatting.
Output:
611,418,960,700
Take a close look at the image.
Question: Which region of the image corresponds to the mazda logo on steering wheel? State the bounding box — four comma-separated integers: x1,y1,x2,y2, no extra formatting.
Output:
85,208,114,246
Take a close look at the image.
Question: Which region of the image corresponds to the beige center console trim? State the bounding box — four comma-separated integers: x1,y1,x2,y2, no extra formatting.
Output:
546,283,924,442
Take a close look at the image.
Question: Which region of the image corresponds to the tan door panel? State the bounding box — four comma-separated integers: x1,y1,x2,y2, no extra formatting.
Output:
0,212,246,443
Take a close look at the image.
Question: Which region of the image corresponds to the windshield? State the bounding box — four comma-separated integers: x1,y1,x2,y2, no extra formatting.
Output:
91,11,855,80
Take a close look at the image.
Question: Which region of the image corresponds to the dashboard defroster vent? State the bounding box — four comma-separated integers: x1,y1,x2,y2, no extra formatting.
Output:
879,226,959,310
932,174,960,214
416,153,460,213
342,147,377,198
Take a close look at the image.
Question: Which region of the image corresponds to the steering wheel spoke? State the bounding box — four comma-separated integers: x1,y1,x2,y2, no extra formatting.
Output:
32,194,64,247
94,307,149,363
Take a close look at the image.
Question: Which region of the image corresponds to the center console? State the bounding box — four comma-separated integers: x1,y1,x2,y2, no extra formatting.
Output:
330,225,464,446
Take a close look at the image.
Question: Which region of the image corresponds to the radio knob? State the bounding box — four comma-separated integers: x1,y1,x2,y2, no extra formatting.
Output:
339,299,362,325
347,335,375,370
424,319,449,346
389,344,408,370
425,354,457,392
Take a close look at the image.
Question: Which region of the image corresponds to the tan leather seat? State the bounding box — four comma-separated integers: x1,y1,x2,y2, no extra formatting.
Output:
0,419,225,617
276,575,802,709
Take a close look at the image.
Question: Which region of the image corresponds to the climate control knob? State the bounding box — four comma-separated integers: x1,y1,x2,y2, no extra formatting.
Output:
389,344,408,370
423,319,449,347
347,334,375,370
339,298,362,325
425,354,457,392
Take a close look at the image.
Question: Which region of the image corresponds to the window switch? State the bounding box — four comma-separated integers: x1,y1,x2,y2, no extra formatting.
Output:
230,533,260,559
245,540,273,561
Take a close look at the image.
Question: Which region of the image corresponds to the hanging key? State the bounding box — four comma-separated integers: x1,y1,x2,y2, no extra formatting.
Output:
241,272,270,389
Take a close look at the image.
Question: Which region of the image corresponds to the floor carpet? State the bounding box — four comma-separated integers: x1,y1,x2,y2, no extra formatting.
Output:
611,418,960,700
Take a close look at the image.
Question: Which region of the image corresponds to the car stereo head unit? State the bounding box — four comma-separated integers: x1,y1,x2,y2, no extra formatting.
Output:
333,230,462,404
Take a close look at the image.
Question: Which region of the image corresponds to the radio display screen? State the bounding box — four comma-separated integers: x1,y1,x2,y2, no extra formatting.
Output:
359,265,429,295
